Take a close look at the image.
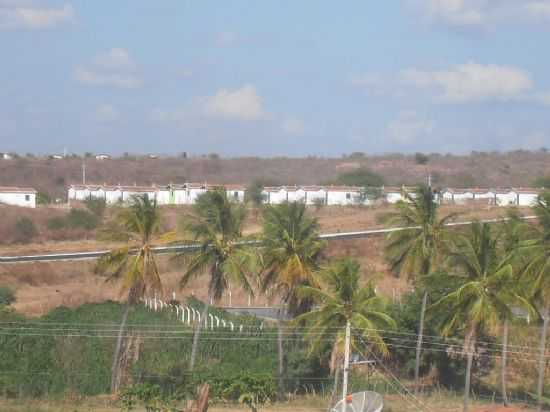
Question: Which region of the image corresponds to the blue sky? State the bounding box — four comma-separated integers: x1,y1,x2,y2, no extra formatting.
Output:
1,0,550,156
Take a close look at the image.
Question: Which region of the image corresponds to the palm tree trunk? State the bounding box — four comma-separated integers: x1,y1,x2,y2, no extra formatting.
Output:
463,337,475,412
189,296,211,372
111,303,131,393
277,314,285,402
501,319,509,406
415,291,428,396
537,305,549,412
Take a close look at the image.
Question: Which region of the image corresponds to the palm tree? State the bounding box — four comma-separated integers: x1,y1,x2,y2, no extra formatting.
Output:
496,209,531,406
95,194,163,392
261,202,325,400
384,185,456,393
430,222,530,412
178,188,256,372
294,259,396,408
521,191,550,412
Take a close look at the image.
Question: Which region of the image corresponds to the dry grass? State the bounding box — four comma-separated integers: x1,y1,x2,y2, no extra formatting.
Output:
0,393,537,412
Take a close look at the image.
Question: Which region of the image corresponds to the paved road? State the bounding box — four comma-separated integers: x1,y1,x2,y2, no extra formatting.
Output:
0,216,536,264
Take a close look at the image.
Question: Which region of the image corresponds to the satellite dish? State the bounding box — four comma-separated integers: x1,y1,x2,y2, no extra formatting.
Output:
331,391,383,412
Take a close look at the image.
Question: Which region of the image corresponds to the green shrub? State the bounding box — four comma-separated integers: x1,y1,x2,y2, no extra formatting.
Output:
13,217,37,243
414,152,429,165
47,216,66,230
335,168,384,187
36,192,51,205
84,197,106,218
0,286,16,306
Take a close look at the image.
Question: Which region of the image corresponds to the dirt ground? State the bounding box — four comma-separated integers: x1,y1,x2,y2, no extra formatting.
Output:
0,394,537,412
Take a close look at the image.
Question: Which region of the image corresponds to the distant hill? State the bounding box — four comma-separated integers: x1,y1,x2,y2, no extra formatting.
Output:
1,150,549,200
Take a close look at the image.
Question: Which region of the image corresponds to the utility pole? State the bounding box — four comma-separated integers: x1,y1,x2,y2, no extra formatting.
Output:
82,160,86,185
341,320,351,412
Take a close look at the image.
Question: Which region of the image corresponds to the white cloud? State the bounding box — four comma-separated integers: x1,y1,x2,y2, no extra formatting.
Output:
401,63,533,103
95,104,119,122
411,0,550,28
387,111,435,144
281,117,305,136
75,48,142,89
93,48,136,71
203,84,265,121
215,31,239,47
75,68,142,89
0,2,74,30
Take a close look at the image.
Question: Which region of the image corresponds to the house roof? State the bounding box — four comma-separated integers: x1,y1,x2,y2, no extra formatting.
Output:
0,186,37,194
513,187,542,194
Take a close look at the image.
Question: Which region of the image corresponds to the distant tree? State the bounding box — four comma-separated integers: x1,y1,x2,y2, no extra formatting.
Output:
84,197,107,219
245,180,269,208
208,152,220,160
25,152,35,158
14,217,37,244
415,152,429,165
335,168,384,187
55,176,65,186
84,152,93,158
0,286,16,306
36,192,51,205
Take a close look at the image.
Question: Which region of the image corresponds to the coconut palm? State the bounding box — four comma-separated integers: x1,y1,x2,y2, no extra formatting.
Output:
521,191,550,412
496,209,531,406
294,258,396,408
430,222,531,412
384,185,457,393
95,194,163,392
261,202,325,400
178,188,256,372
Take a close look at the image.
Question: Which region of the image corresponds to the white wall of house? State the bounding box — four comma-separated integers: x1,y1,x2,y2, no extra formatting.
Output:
304,188,327,205
495,191,518,206
326,190,360,205
517,192,539,206
105,189,123,204
226,189,245,202
384,191,403,204
187,187,208,204
0,190,36,208
263,188,288,204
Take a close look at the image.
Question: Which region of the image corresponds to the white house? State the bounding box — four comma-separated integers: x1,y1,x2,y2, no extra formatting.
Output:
441,188,475,204
383,187,404,204
515,188,540,206
494,189,518,206
262,186,290,204
471,188,496,204
1,153,13,160
326,186,362,205
0,186,37,208
225,184,246,203
302,186,327,205
95,154,111,160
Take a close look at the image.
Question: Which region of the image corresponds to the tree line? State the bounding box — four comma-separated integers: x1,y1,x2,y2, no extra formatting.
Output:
96,186,549,412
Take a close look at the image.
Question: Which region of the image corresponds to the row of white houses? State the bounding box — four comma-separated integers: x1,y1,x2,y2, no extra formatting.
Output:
67,183,545,207
0,186,37,208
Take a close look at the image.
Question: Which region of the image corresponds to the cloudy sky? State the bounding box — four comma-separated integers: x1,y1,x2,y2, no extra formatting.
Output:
2,0,550,156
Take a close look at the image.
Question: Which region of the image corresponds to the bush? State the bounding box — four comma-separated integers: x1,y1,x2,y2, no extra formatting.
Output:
335,168,384,187
415,152,429,165
0,286,16,306
47,216,66,230
36,192,51,205
66,209,98,230
533,176,550,188
13,217,37,243
84,197,106,218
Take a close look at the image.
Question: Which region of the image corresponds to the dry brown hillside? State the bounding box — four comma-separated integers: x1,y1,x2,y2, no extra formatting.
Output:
2,150,550,199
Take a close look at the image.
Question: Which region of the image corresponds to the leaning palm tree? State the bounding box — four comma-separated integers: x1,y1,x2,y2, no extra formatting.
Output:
261,202,325,400
384,185,456,393
430,222,531,412
294,258,396,408
178,188,256,372
95,194,163,393
521,191,550,412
